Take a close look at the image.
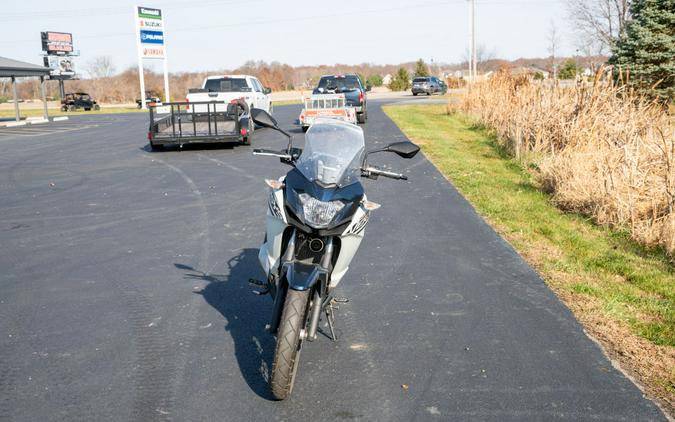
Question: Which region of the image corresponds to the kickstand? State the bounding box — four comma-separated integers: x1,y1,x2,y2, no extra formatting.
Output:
325,305,337,342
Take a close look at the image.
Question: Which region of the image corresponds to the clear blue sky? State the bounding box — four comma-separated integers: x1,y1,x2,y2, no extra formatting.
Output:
1,0,577,75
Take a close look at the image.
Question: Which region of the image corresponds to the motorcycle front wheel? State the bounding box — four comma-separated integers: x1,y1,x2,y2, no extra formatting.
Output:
270,288,310,400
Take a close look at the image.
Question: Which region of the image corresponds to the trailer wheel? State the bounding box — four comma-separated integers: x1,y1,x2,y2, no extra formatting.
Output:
242,119,253,145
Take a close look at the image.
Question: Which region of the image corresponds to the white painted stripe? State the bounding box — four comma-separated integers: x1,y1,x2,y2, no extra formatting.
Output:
52,116,69,122
5,122,27,127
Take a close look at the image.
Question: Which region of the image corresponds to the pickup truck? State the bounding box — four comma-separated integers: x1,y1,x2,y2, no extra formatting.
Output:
186,75,272,115
312,74,370,123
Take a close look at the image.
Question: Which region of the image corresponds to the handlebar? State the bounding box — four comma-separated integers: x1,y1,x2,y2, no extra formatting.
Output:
252,148,292,160
362,166,408,180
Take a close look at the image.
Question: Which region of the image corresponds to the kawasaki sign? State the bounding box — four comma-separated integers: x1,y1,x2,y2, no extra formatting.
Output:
138,7,162,19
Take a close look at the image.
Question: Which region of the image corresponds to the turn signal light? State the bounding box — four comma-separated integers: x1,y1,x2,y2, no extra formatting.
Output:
265,179,285,189
241,128,248,136
362,200,381,210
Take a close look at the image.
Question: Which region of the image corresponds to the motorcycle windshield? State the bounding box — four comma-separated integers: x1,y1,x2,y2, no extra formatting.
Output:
296,119,365,187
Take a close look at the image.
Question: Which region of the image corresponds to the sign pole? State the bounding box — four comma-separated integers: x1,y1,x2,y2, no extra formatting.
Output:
134,5,147,109
162,12,170,103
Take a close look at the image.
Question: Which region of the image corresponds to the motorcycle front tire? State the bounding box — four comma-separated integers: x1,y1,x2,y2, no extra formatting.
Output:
270,288,310,400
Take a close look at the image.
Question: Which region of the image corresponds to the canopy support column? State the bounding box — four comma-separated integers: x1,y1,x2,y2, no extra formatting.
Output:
40,76,48,120
11,76,20,122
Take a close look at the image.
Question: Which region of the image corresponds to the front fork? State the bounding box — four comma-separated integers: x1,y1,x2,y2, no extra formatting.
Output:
268,229,336,341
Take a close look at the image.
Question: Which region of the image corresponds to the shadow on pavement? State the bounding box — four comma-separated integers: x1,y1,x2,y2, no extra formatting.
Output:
175,249,276,400
140,142,241,153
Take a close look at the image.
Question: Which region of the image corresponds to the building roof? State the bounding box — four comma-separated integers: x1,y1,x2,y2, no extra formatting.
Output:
0,56,51,78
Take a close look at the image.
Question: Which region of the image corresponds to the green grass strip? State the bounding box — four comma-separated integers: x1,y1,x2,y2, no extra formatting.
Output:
384,104,674,348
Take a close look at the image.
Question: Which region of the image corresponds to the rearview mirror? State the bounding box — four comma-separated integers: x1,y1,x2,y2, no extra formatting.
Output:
264,87,272,95
386,141,420,159
251,108,278,129
366,84,372,92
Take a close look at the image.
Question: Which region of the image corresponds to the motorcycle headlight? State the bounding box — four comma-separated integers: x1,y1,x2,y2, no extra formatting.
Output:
298,193,345,228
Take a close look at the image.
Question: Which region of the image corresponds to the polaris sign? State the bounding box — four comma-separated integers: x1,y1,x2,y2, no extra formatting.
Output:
140,30,164,44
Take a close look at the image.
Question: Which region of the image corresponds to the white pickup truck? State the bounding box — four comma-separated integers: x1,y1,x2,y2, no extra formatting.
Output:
186,75,272,114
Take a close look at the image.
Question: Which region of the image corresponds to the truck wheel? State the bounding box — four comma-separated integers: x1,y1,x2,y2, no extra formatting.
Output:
94,105,100,111
270,289,310,400
357,111,367,124
412,92,418,96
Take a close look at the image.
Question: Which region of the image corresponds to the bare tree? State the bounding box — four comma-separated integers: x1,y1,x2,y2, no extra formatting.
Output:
86,56,116,79
566,0,631,54
463,44,497,73
548,21,562,79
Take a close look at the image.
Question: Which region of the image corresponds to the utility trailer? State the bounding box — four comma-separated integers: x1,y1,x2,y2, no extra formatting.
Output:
147,100,252,150
298,94,357,132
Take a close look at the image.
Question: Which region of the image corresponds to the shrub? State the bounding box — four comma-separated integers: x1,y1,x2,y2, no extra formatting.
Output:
366,74,383,87
558,59,580,80
455,69,675,255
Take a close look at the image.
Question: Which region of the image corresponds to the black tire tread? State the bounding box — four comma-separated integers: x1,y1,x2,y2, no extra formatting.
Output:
270,289,309,400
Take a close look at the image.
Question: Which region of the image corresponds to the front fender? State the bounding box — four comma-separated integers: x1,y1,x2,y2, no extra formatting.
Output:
282,262,328,292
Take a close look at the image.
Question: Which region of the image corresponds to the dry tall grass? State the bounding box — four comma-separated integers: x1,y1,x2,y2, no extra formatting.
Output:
452,69,675,255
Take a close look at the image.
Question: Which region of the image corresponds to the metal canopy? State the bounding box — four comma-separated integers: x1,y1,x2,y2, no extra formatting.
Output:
0,56,51,78
0,56,51,122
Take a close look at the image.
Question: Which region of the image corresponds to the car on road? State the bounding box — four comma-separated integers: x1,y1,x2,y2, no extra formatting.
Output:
136,90,162,109
186,75,272,115
312,74,370,123
60,92,100,111
411,76,446,96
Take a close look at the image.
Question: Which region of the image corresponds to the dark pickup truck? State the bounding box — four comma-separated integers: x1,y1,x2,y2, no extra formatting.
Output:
147,100,252,151
312,74,370,123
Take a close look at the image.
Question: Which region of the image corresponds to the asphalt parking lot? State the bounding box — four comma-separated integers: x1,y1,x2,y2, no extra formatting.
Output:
0,102,666,421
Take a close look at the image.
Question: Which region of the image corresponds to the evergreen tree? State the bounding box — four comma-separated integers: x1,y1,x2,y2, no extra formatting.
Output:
610,0,675,101
389,68,411,91
558,59,580,80
414,59,430,77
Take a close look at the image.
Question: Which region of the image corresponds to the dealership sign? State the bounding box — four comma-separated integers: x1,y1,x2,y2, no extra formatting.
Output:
43,56,76,77
134,5,170,107
41,32,73,54
136,6,165,58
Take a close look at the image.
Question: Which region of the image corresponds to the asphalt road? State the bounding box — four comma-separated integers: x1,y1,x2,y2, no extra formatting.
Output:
0,102,666,421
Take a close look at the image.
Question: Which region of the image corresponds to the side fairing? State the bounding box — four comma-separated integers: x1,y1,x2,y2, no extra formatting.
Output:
331,198,371,288
258,181,288,275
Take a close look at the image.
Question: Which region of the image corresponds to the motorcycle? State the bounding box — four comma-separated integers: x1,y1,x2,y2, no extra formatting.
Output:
249,109,419,400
